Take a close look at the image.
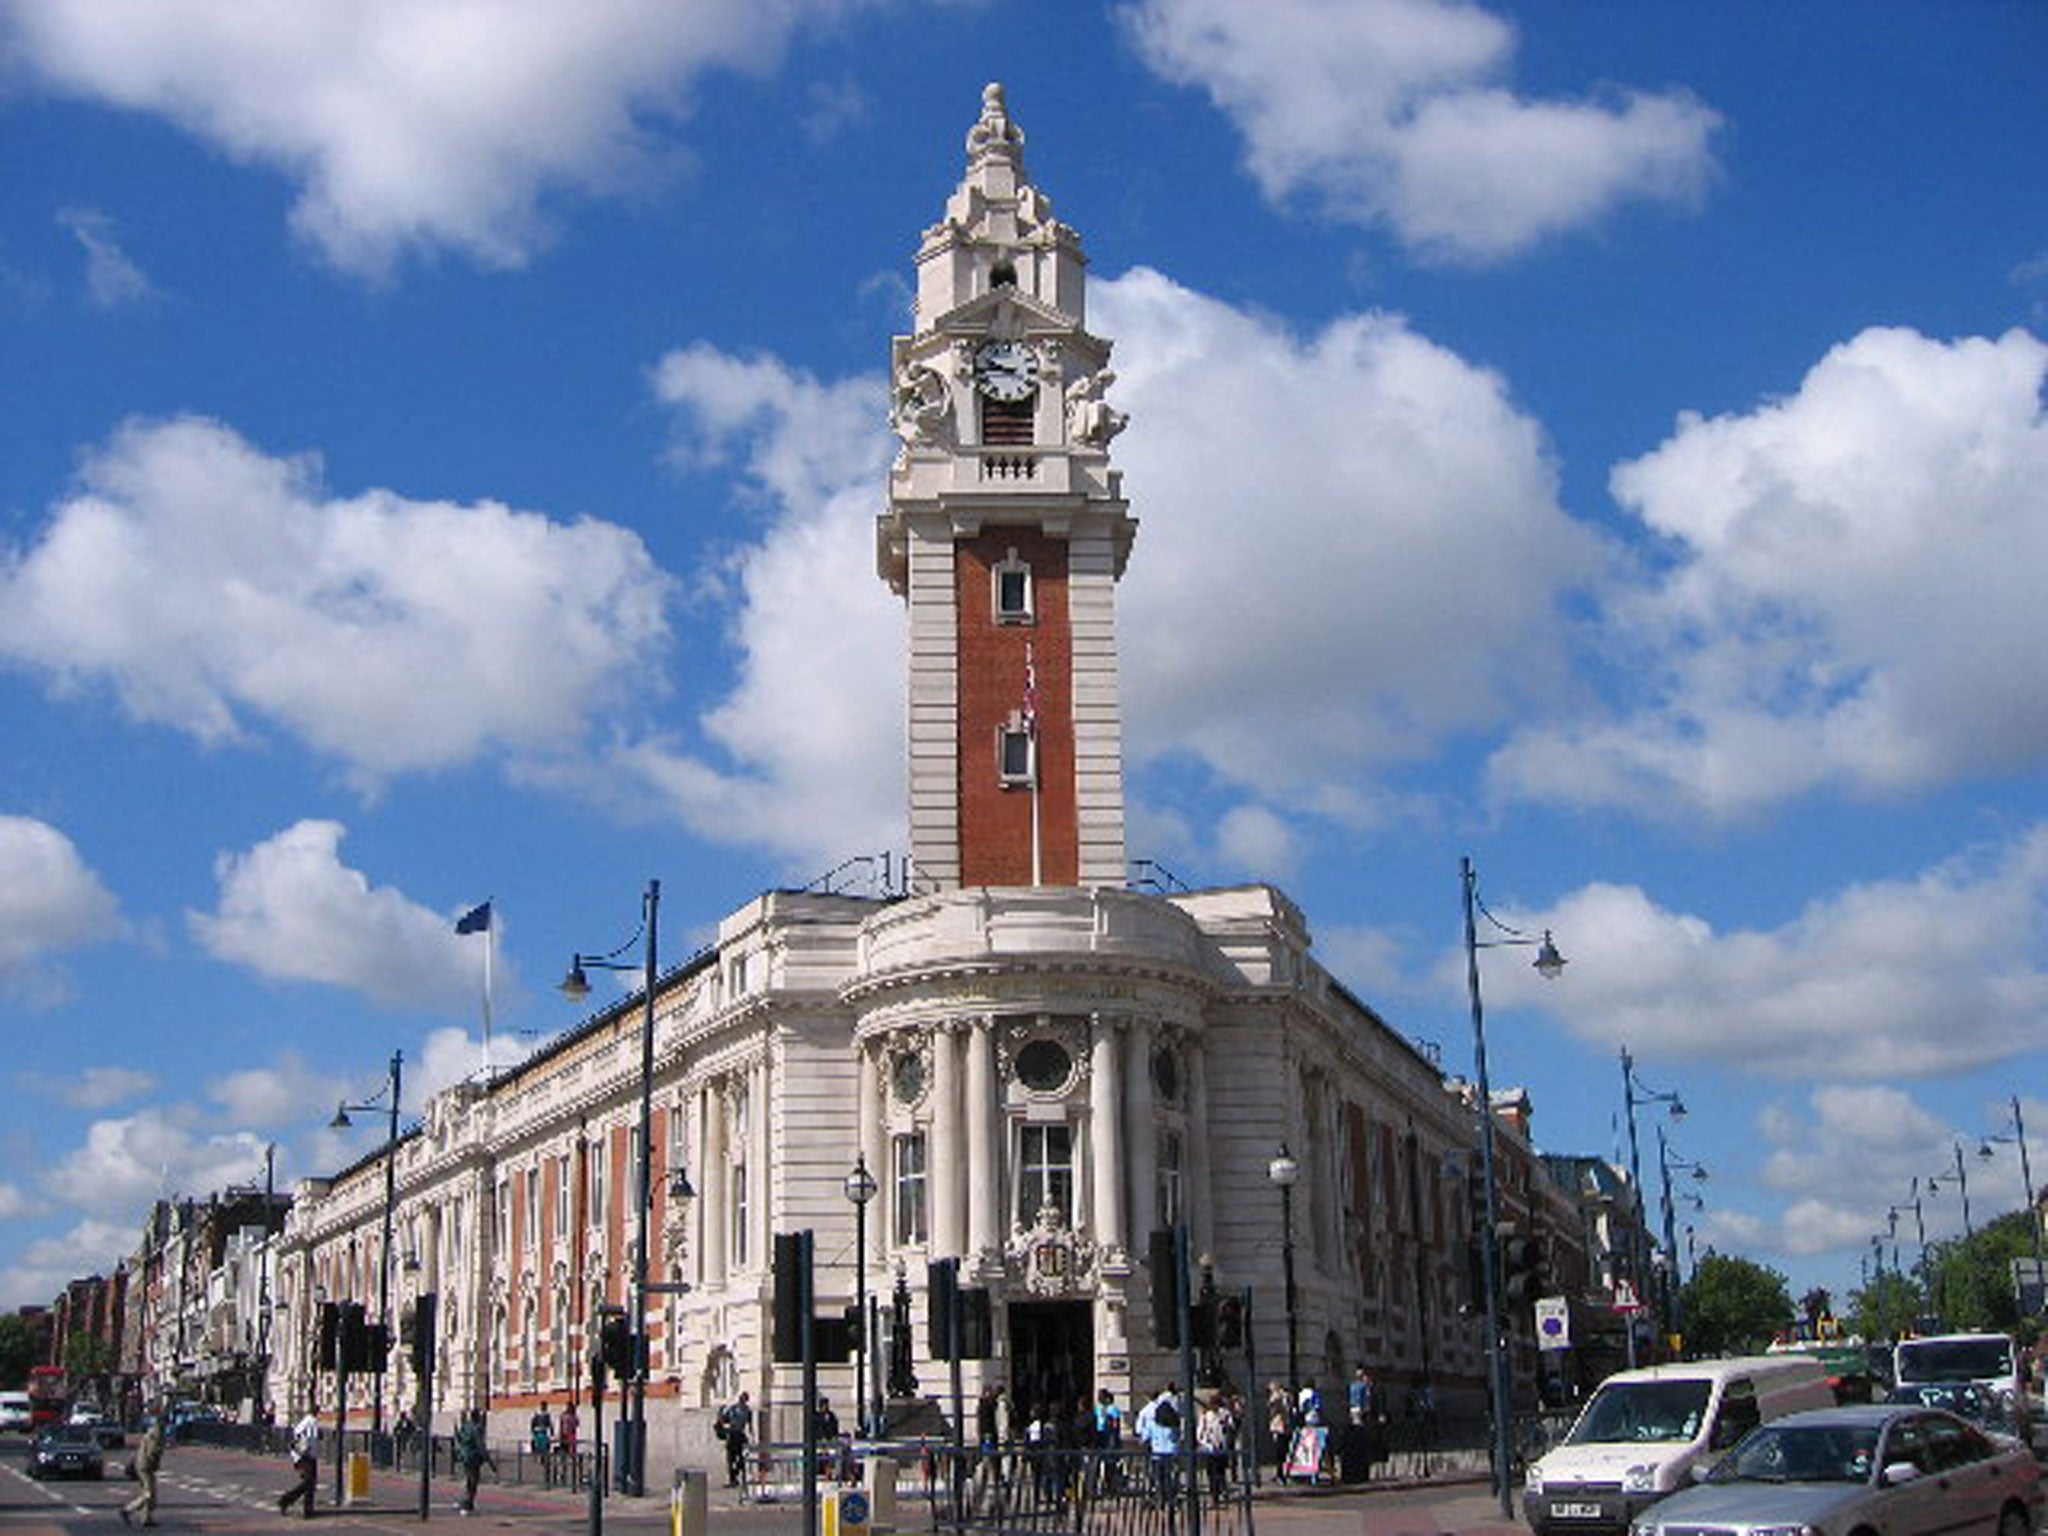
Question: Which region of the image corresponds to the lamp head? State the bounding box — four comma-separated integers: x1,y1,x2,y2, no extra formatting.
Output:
1268,1144,1300,1188
329,1103,353,1131
1980,1141,1996,1162
844,1158,878,1206
559,960,592,1001
1532,932,1567,979
667,1166,696,1201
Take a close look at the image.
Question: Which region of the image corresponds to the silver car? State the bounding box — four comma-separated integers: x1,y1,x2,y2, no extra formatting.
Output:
1629,1405,2041,1536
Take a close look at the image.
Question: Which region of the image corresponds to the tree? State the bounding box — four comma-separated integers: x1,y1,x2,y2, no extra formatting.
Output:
1922,1211,2039,1333
60,1332,114,1382
0,1314,36,1389
1679,1254,1793,1356
1845,1268,1921,1344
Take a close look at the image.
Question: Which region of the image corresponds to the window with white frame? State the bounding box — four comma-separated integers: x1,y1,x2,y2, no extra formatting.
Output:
998,715,1035,786
1017,1123,1073,1226
992,547,1034,623
588,1139,606,1231
1157,1128,1183,1228
893,1132,928,1245
555,1154,570,1239
495,1180,510,1255
524,1166,539,1251
730,1160,750,1268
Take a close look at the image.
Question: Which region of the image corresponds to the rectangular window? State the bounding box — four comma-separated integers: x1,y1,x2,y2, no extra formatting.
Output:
524,1167,539,1251
998,722,1035,785
893,1132,929,1246
588,1140,606,1230
731,1161,750,1268
496,1181,510,1256
1157,1129,1183,1228
555,1154,570,1240
992,549,1034,623
1018,1124,1073,1226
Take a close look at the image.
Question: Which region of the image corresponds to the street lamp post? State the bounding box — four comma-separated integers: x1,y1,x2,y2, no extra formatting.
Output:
1620,1047,1685,1363
1927,1139,1975,1238
1461,856,1566,1519
561,878,661,1497
332,1051,404,1443
1267,1145,1301,1412
844,1154,878,1437
1655,1128,1707,1338
1979,1097,2044,1309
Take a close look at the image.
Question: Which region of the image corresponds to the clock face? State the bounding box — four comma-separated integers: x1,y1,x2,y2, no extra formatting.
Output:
974,340,1039,402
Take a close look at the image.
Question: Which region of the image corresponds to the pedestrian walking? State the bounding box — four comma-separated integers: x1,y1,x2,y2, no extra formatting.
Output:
277,1408,320,1519
716,1391,753,1491
558,1401,580,1487
454,1407,494,1514
529,1402,553,1485
119,1412,166,1526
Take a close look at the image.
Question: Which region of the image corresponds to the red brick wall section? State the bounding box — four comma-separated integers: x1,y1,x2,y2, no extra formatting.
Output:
956,530,1076,885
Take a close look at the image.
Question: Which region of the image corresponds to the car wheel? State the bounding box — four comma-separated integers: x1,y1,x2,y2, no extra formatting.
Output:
1997,1503,2030,1536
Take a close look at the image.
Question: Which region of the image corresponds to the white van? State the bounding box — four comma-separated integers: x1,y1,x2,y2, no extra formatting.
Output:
1522,1355,1834,1536
0,1391,31,1432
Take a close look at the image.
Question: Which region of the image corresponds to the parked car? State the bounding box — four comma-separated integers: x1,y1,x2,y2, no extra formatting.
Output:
1625,1404,2041,1536
0,1391,33,1432
27,1424,107,1480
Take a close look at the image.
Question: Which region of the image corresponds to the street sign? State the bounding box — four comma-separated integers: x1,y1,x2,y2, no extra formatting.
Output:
1535,1295,1571,1350
1613,1279,1643,1314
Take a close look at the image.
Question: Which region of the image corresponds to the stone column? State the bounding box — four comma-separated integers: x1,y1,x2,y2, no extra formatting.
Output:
749,1058,771,1271
1186,1034,1212,1259
1124,1018,1157,1238
704,1083,728,1283
858,1042,884,1266
930,1024,964,1257
966,1020,1001,1264
1089,1017,1126,1257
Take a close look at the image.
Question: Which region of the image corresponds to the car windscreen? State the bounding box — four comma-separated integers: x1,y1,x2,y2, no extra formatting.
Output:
1566,1379,1713,1445
1718,1423,1880,1484
1897,1339,2013,1384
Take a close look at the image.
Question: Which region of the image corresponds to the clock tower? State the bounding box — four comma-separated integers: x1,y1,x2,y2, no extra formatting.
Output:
878,83,1136,890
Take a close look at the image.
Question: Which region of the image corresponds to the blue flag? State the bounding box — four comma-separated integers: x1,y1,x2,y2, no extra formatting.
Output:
455,901,492,935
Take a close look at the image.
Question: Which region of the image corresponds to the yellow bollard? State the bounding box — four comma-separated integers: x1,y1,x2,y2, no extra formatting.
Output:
670,1467,707,1536
345,1451,371,1503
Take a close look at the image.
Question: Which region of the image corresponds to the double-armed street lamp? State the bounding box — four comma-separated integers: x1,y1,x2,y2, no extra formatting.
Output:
332,1051,404,1440
1656,1128,1707,1332
561,879,661,1497
1461,856,1566,1518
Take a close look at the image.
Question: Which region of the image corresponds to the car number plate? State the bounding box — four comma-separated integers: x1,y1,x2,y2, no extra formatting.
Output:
1555,1503,1605,1519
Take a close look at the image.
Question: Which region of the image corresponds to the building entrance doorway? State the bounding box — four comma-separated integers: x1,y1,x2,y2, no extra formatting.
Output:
1007,1300,1093,1424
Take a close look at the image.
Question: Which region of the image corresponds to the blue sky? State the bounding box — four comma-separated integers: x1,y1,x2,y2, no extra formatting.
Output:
2,0,2045,1315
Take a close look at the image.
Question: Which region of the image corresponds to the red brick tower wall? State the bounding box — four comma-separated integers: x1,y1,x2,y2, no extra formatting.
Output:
956,528,1076,885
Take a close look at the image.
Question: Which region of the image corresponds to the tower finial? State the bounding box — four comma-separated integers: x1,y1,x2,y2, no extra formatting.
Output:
966,80,1025,168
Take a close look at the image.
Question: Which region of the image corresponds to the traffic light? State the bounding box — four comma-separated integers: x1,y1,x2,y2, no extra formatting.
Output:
1147,1228,1181,1348
927,1256,959,1360
1501,1223,1548,1307
842,1302,864,1353
338,1301,369,1371
404,1293,437,1376
773,1231,813,1363
598,1307,633,1377
317,1302,340,1371
959,1287,993,1359
1215,1293,1245,1351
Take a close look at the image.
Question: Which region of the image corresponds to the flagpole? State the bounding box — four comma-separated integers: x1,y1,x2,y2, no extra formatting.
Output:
481,915,495,1078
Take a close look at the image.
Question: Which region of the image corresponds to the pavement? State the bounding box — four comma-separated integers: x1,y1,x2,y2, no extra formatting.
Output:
0,1440,1535,1536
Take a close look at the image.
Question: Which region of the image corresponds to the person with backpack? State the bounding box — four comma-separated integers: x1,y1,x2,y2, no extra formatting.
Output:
717,1391,753,1489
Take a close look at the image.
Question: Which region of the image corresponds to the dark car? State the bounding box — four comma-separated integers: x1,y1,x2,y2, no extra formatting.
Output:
1886,1382,2019,1435
27,1424,107,1480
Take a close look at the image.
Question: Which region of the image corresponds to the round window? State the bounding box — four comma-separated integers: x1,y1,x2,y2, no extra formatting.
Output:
1015,1038,1073,1092
891,1051,926,1104
1151,1045,1181,1103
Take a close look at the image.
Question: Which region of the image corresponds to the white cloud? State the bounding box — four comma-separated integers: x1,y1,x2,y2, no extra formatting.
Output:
44,1109,269,1221
16,1066,156,1111
623,347,904,872
0,1217,134,1308
0,815,120,999
54,205,154,307
1493,327,2048,821
1121,0,1721,264
0,415,672,785
3,1,858,277
1493,825,2048,1080
0,1184,33,1220
208,1053,350,1131
188,819,489,1013
1098,269,1603,815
